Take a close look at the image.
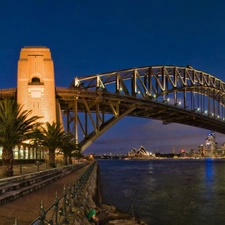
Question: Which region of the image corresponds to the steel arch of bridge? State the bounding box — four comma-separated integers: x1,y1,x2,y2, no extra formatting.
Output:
56,65,225,151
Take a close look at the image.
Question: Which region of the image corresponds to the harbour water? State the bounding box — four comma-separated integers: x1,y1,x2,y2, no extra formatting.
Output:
98,159,225,225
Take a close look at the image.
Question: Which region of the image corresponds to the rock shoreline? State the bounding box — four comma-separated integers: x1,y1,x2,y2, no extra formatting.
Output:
98,203,147,225
70,162,148,225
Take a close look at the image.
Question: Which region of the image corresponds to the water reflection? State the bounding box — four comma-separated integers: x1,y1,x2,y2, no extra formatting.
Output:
205,158,214,187
99,159,225,225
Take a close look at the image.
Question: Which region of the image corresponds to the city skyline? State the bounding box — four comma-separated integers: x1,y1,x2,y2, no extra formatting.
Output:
1,0,225,154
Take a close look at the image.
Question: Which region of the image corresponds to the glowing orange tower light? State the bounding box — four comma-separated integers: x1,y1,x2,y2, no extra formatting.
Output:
17,46,57,125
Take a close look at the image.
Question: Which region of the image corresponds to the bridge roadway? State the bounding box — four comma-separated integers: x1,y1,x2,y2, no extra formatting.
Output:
0,163,90,225
2,87,225,140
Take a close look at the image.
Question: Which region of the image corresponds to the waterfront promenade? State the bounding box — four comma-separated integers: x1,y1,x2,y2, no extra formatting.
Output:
0,162,147,225
0,162,90,225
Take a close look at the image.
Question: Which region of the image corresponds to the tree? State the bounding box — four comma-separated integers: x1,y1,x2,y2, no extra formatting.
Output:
72,149,84,162
40,122,67,168
0,99,41,177
60,133,81,165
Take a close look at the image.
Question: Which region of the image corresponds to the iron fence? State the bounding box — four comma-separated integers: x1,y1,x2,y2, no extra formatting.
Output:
13,161,96,225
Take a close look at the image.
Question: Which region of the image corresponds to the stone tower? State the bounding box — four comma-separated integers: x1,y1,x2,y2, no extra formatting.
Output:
17,46,56,125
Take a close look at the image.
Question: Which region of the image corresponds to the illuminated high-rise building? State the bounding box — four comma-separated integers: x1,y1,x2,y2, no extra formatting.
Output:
205,132,215,157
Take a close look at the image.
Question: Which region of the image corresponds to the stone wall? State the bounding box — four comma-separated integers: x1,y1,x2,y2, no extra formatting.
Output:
69,163,147,225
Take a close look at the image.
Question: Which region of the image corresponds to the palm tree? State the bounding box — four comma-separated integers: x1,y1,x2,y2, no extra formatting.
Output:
60,133,80,165
40,122,67,168
0,99,41,177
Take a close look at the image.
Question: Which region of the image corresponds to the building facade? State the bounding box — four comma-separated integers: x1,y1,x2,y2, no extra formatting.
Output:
17,46,57,125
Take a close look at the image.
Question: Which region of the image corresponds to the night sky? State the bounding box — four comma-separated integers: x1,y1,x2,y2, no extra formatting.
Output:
1,0,225,155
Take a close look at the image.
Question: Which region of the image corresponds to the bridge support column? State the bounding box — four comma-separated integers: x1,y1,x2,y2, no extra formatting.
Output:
74,98,79,145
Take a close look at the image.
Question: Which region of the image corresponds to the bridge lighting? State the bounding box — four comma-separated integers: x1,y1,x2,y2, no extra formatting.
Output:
174,101,181,106
217,115,220,118
204,110,208,114
163,98,170,103
211,113,214,116
197,108,200,111
153,94,156,98
119,87,123,92
74,77,80,87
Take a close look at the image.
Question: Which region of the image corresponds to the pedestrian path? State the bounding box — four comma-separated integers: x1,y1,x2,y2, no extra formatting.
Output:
0,163,89,225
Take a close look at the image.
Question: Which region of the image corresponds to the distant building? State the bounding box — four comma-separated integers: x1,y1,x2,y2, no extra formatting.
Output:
205,132,216,157
127,146,153,157
172,147,175,154
198,144,205,157
221,143,225,155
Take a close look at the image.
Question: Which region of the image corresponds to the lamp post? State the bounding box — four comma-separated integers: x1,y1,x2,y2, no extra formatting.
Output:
45,151,48,169
19,148,23,175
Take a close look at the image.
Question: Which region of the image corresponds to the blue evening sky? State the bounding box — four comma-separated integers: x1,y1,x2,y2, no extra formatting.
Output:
0,0,225,154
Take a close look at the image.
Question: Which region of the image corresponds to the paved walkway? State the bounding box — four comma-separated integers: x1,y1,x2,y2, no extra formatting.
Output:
0,162,89,225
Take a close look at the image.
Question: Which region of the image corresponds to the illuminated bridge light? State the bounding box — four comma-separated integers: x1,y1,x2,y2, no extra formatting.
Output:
217,115,220,118
174,101,181,106
197,108,200,111
74,77,80,87
163,98,170,103
204,110,208,114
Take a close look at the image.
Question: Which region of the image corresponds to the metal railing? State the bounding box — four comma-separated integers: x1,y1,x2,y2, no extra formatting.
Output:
13,161,96,225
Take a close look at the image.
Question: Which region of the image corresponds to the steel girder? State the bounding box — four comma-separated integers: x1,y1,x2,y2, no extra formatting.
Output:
56,89,137,151
60,66,225,151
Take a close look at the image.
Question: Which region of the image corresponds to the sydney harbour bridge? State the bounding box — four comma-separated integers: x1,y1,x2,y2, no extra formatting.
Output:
1,55,225,152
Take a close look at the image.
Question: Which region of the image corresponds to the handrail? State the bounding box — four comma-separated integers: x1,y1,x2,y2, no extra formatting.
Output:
13,161,96,225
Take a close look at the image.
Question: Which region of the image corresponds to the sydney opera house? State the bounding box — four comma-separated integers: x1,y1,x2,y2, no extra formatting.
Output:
127,146,154,158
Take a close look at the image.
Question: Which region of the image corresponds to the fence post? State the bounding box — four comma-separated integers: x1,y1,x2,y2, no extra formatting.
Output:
37,161,40,172
14,218,18,225
54,191,59,224
68,184,73,214
62,185,69,224
39,200,45,225
20,162,22,175
71,179,78,205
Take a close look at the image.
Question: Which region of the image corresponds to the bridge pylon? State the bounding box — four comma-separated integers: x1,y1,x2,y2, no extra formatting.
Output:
17,46,62,126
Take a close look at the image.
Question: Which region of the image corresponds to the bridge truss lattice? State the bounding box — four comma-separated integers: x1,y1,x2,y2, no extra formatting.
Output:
56,66,225,151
